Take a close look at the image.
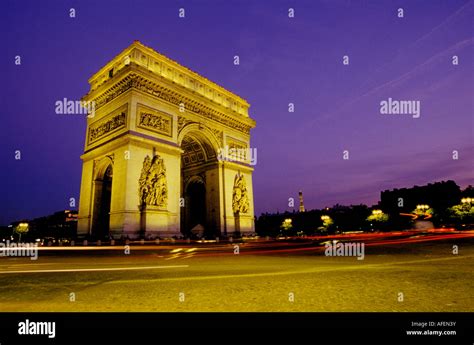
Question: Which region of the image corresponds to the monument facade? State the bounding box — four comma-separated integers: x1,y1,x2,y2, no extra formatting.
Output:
77,41,256,239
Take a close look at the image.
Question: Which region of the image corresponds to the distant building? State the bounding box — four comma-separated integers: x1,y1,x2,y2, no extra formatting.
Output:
10,210,78,240
379,180,461,215
299,190,305,212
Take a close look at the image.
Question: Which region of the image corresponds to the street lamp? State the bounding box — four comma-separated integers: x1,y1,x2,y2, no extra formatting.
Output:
416,204,430,210
461,197,472,204
15,222,29,242
281,218,293,234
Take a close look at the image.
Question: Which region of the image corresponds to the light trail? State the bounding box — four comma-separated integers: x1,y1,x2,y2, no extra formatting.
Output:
2,230,471,259
0,265,189,274
189,231,474,257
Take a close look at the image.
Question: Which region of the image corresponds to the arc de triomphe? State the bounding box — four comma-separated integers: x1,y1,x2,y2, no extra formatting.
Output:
77,41,256,239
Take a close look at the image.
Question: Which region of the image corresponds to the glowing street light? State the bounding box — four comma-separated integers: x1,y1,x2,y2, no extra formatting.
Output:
280,218,293,232
14,222,29,242
320,215,333,230
416,204,430,210
367,209,388,224
461,197,472,204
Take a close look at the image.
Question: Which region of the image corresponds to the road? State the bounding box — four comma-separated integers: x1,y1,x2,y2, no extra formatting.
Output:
0,229,473,312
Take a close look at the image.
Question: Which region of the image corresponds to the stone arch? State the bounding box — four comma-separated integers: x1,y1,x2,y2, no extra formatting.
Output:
178,124,222,237
184,174,205,191
178,123,221,159
91,156,114,239
77,42,256,240
94,155,114,180
183,176,206,238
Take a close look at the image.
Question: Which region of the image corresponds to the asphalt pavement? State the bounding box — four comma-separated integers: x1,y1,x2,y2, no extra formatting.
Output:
0,231,473,312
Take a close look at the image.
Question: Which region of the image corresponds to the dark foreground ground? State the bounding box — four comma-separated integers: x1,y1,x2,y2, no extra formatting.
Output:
0,231,473,312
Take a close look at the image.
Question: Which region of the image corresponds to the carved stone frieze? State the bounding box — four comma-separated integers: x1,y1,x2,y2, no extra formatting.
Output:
227,137,247,150
137,104,172,137
88,109,127,145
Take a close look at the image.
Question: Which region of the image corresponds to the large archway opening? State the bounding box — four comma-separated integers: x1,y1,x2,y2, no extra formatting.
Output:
180,131,219,238
91,165,112,239
184,179,206,237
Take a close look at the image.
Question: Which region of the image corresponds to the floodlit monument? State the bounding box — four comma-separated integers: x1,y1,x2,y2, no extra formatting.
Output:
77,41,256,239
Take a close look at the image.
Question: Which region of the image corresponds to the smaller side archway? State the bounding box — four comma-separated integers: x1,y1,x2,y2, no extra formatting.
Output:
178,124,221,238
182,176,206,237
91,159,113,239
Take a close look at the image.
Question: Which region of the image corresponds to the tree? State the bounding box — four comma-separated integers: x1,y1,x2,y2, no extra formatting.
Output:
412,205,434,217
448,202,474,223
318,215,333,233
366,209,389,230
367,210,389,222
280,218,293,234
14,223,29,242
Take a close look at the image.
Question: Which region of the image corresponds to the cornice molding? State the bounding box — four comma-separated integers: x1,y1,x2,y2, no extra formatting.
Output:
85,72,255,135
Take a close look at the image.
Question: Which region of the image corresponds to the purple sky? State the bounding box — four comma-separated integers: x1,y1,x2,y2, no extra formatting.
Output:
1,0,473,225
